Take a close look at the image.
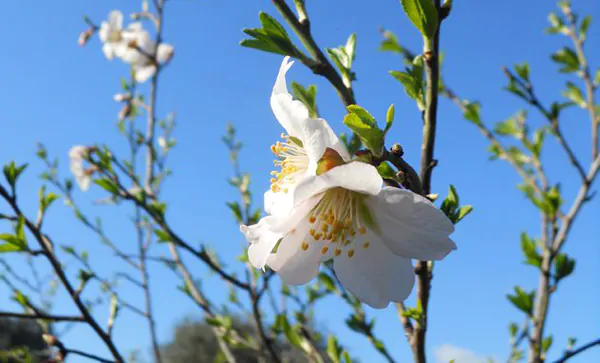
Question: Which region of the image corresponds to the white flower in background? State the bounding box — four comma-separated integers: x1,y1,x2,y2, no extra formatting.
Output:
98,10,128,60
265,56,350,217
69,146,92,191
242,155,456,308
122,28,174,83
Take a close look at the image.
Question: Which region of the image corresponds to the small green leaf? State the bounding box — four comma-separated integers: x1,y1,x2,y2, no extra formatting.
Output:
390,71,425,110
317,272,337,292
551,48,580,73
542,335,553,353
94,178,119,194
520,233,542,268
507,286,534,316
400,0,439,39
562,82,586,108
377,162,397,180
291,82,318,118
3,162,28,188
343,106,384,156
554,253,575,281
515,62,530,82
579,16,591,41
385,104,395,133
154,228,171,243
226,202,243,223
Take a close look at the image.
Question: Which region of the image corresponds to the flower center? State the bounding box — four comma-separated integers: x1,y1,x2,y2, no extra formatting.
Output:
269,134,308,193
108,30,122,43
303,188,375,258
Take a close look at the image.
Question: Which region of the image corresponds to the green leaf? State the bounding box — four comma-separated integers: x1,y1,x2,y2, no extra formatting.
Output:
520,233,542,268
241,12,302,58
579,16,591,41
226,202,243,223
507,286,534,316
542,335,553,353
400,0,439,39
390,71,425,110
3,162,28,188
515,62,530,82
317,272,337,292
562,82,586,108
546,12,565,34
154,228,171,243
94,178,119,194
150,201,167,218
377,162,397,180
554,253,575,281
463,101,482,126
509,322,518,337
385,104,395,133
343,106,384,156
455,205,473,223
327,335,341,363
291,82,318,118
551,48,580,73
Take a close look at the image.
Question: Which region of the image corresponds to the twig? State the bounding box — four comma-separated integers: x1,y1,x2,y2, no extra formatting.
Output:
0,311,85,322
552,338,600,363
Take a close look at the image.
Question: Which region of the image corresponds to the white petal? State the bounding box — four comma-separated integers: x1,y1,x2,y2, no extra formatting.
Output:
69,145,87,159
77,175,91,192
264,189,294,217
108,10,123,30
134,65,156,83
102,43,116,60
266,219,324,285
333,234,415,308
270,57,309,137
98,23,110,42
126,22,143,33
367,187,456,261
293,162,382,205
156,43,174,63
241,216,283,269
300,118,351,172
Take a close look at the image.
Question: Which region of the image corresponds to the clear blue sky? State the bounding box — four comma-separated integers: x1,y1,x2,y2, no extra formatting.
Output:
1,0,599,362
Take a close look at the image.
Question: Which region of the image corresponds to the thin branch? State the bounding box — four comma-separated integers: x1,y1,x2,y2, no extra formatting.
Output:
0,311,85,322
552,338,600,363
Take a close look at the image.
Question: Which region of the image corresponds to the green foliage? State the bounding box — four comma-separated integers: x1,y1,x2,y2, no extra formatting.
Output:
241,12,305,59
291,82,318,118
400,0,439,47
3,162,28,190
326,34,357,88
507,286,535,316
390,55,425,110
520,233,542,268
554,253,575,282
562,82,586,107
440,185,473,224
551,47,580,73
94,178,119,194
0,217,28,253
343,105,385,156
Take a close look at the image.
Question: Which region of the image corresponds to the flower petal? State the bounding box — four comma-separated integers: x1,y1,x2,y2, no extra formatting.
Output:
108,10,123,30
300,118,351,171
367,187,456,261
156,43,174,63
242,216,283,269
266,218,327,285
333,233,415,308
293,162,382,205
264,189,294,217
102,43,116,60
270,57,309,138
134,65,156,83
98,23,110,42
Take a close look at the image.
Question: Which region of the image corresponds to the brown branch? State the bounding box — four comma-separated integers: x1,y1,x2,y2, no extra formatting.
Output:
552,338,600,363
394,303,415,340
271,0,355,107
0,311,85,322
0,186,124,363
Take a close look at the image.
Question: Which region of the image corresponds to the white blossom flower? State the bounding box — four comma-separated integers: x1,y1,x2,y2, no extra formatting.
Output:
98,10,128,60
121,28,174,83
69,146,92,191
264,56,350,217
241,153,456,308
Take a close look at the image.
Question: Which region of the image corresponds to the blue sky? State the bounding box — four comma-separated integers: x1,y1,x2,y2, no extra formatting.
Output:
1,0,599,362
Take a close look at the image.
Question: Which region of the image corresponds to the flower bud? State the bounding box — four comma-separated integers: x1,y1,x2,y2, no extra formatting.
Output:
78,28,94,47
42,334,58,346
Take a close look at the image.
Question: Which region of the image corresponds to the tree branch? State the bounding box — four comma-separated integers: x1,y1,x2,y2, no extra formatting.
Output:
552,338,600,363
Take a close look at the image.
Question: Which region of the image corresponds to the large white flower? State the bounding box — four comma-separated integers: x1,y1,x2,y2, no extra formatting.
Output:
242,153,456,308
69,146,92,191
121,28,174,83
265,56,350,217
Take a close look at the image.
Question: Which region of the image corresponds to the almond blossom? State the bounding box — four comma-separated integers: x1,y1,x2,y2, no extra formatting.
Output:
121,28,174,83
98,10,128,60
265,56,350,217
69,146,92,191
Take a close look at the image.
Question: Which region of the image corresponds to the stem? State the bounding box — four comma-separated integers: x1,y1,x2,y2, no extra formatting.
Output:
0,186,124,363
413,2,442,361
0,312,85,322
552,338,600,363
271,0,355,107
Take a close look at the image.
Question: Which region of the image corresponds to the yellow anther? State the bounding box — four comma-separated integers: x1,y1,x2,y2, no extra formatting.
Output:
270,178,276,184
344,218,352,228
349,228,356,237
344,240,351,246
359,227,366,235
314,233,322,241
270,184,278,192
309,216,317,223
363,241,370,249
270,145,276,153
309,229,316,236
301,241,309,251
334,248,342,256
347,249,355,258
321,224,329,233
321,246,329,255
